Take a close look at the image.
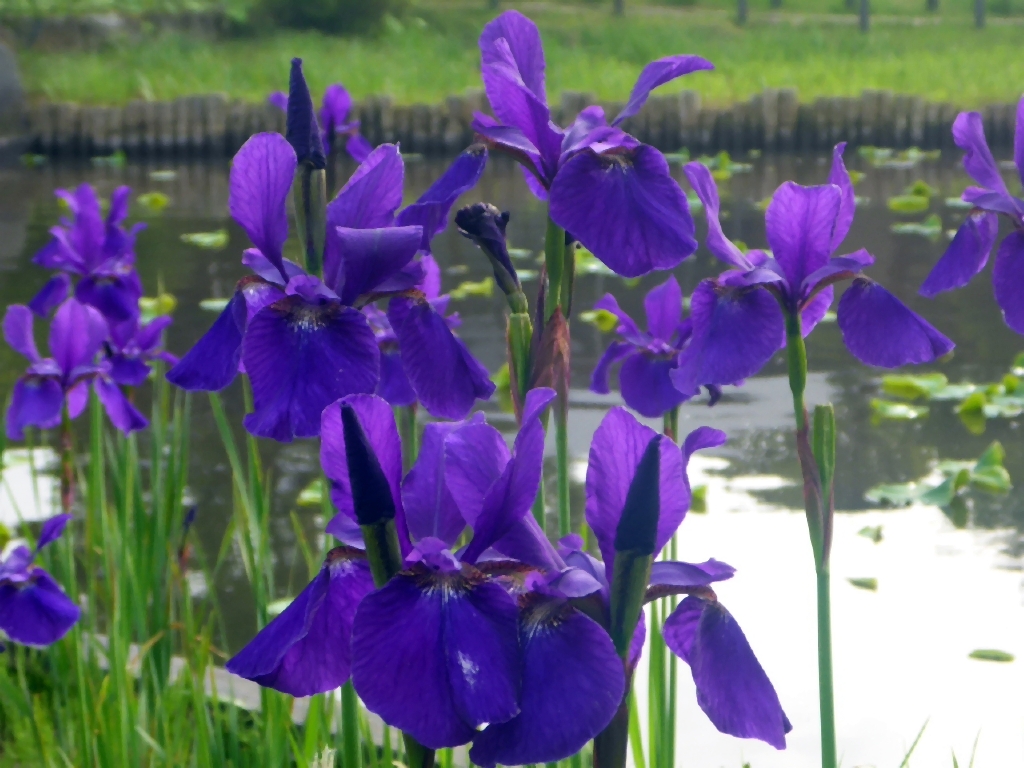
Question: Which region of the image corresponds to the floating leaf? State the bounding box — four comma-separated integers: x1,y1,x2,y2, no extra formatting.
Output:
821,310,837,323
579,309,620,333
507,247,533,261
848,577,878,591
903,179,939,199
871,399,929,420
20,154,47,167
848,170,866,185
690,484,707,513
968,649,1014,662
91,150,127,168
755,196,772,211
858,525,883,543
891,213,943,238
445,264,469,276
711,168,732,181
865,481,922,506
139,293,177,322
882,372,948,400
887,195,930,214
491,362,515,414
945,196,974,210
267,598,294,617
199,298,230,312
517,269,539,281
149,169,177,181
297,478,324,506
181,230,229,249
449,278,493,300
576,248,617,277
137,191,170,213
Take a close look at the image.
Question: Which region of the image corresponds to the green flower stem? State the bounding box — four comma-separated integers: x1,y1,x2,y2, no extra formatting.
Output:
398,404,419,474
785,311,837,768
662,407,679,443
544,217,566,321
555,396,571,537
508,311,534,410
341,681,361,768
293,166,327,277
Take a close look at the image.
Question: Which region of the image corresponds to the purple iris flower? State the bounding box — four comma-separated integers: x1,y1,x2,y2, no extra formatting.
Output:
363,255,463,408
166,132,490,439
106,315,178,387
4,299,148,441
919,99,1024,332
29,184,144,324
590,276,698,417
578,407,792,749
269,81,373,163
0,514,80,647
473,10,713,277
672,143,955,396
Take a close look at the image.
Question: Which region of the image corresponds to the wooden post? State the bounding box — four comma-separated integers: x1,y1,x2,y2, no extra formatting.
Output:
975,0,985,28
859,0,869,31
926,0,938,11
770,0,781,7
737,0,748,25
614,0,624,15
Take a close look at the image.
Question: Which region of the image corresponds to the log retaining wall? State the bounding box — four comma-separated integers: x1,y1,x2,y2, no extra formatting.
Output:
21,88,1018,159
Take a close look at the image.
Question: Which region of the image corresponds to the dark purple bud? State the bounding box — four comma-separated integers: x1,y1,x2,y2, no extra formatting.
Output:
286,58,326,170
341,404,397,526
456,203,521,301
614,435,662,555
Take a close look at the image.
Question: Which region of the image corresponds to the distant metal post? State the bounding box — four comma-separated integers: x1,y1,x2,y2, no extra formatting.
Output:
926,0,938,10
738,0,748,25
975,0,985,27
770,0,781,7
489,0,500,8
614,0,624,15
859,0,869,31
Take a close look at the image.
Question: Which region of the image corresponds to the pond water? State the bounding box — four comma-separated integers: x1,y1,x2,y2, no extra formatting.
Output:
0,150,1022,768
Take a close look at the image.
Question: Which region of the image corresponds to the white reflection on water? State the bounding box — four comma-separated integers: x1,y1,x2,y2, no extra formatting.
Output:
0,448,57,526
632,455,1024,768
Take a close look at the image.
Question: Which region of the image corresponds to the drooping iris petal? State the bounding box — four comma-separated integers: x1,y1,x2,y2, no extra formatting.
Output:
837,278,955,367
953,111,1009,195
765,181,842,292
469,598,624,768
403,420,471,547
345,134,374,163
50,299,106,376
387,296,495,420
332,226,423,304
4,305,41,362
619,353,688,418
75,272,141,324
351,570,520,749
649,559,735,589
395,147,489,252
613,55,714,126
550,146,696,278
800,285,834,337
0,570,80,647
6,377,64,440
242,297,379,441
671,280,784,395
585,407,687,571
93,377,148,434
376,349,417,407
827,142,856,252
1015,96,1024,190
29,273,71,318
663,597,791,749
166,291,247,391
590,342,633,395
321,393,404,534
226,549,373,696
644,275,683,342
36,514,72,551
992,230,1024,334
229,133,297,280
920,212,999,297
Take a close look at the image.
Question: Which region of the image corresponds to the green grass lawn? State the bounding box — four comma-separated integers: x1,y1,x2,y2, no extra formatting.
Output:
16,1,1024,107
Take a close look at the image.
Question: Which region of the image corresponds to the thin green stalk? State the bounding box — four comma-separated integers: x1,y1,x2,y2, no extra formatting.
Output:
662,408,679,443
785,310,837,768
341,682,361,768
398,404,419,474
544,217,566,322
555,397,570,537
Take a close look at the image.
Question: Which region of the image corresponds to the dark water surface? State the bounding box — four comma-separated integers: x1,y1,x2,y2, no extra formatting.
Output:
1,150,1022,766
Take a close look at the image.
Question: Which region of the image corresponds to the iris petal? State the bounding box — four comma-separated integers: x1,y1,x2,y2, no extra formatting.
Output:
619,353,689,418
920,212,999,297
166,291,247,392
992,231,1024,334
765,181,842,292
953,111,1009,195
0,570,80,647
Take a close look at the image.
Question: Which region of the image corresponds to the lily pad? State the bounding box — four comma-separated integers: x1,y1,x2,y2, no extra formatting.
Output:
881,372,948,400
887,195,930,214
296,478,324,506
945,197,974,210
849,170,866,185
20,154,47,167
149,169,177,181
848,577,878,591
858,525,883,543
91,150,127,168
267,598,294,617
137,191,170,213
870,399,929,420
865,482,924,506
968,649,1014,662
579,309,620,333
199,298,230,312
181,229,229,249
663,148,691,164
891,213,943,238
449,278,494,300
507,248,534,261
903,179,939,199
139,293,177,322
576,248,616,277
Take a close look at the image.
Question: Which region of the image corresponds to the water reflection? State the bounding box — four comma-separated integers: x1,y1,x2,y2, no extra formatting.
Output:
1,150,1023,761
